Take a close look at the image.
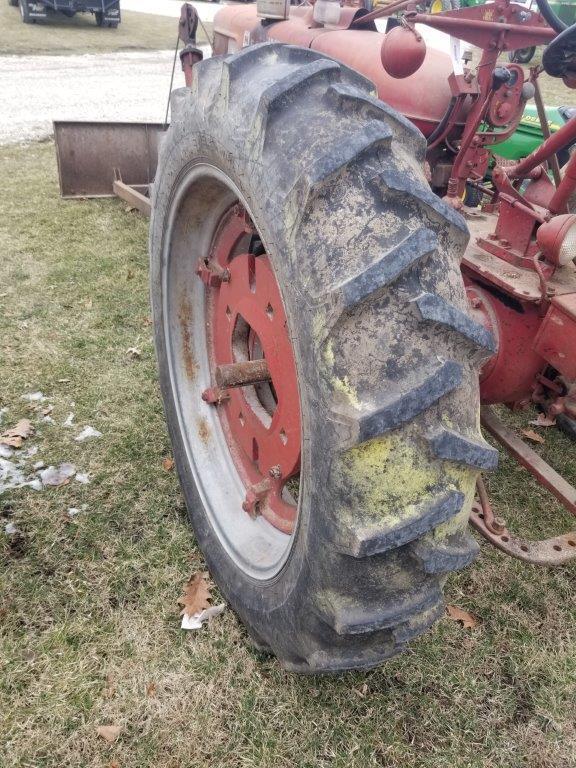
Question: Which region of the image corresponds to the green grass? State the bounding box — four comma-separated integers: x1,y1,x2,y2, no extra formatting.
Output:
1,141,576,768
0,3,212,55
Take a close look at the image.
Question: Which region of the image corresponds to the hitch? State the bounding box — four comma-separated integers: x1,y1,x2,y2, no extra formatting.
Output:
471,407,576,565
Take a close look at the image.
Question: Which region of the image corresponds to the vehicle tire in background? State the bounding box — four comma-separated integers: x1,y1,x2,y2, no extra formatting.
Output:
8,0,19,7
19,0,33,23
151,43,497,672
95,9,119,27
508,47,536,64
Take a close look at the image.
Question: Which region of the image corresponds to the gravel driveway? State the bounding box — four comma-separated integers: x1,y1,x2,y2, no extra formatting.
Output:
0,47,209,145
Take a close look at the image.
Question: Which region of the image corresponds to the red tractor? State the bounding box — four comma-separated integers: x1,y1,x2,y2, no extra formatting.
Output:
55,0,576,672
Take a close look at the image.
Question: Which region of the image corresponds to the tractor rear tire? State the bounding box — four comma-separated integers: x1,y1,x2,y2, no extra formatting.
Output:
150,44,497,672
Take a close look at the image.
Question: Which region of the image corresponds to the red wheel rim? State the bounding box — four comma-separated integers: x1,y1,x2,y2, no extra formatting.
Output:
200,205,301,534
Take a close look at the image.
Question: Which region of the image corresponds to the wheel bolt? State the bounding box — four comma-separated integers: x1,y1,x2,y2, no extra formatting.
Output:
269,465,282,479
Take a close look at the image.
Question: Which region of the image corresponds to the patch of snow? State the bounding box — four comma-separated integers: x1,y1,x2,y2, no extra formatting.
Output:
4,522,18,535
38,463,76,487
75,426,102,442
21,392,46,402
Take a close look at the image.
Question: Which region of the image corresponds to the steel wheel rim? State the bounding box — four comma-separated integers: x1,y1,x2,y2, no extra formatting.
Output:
162,164,302,580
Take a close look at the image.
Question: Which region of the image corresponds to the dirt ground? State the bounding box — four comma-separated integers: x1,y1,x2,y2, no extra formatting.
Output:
0,47,211,145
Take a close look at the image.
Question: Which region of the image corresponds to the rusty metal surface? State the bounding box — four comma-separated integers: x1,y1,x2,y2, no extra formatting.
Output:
470,503,576,565
54,121,165,199
215,360,271,389
464,212,576,302
112,180,151,217
481,406,576,515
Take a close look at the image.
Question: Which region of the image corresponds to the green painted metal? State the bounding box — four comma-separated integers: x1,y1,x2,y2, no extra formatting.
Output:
492,104,567,160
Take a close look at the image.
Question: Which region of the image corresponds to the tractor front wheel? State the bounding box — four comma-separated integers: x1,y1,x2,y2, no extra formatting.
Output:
150,44,497,672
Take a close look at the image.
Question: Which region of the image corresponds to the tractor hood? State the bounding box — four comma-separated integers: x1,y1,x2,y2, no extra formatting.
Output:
213,4,465,138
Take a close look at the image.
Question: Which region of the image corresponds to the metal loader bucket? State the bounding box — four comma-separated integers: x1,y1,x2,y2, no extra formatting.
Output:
54,121,166,215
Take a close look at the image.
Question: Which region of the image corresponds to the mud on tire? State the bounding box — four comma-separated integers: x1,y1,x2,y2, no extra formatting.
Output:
150,43,497,672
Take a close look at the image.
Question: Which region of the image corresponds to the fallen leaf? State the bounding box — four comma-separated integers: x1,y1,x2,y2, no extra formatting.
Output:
110,762,120,768
146,682,157,698
162,457,174,472
85,298,93,309
126,269,134,280
178,571,212,618
0,419,34,448
522,428,545,444
529,413,556,427
126,347,141,360
41,405,53,416
104,673,115,699
96,725,121,743
353,682,369,698
446,604,481,630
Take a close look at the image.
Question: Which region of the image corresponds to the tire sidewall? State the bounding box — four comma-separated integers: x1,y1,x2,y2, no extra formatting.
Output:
150,117,322,633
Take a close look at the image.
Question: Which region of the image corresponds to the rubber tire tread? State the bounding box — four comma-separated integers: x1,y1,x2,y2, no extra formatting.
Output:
150,43,493,673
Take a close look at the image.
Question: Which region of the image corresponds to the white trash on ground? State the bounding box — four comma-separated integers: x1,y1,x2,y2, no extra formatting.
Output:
181,604,226,631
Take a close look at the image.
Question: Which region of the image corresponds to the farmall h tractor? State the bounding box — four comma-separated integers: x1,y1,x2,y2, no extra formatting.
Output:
57,0,576,671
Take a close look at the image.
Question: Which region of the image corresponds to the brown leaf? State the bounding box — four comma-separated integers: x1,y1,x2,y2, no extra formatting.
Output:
96,725,121,743
162,457,174,472
146,682,157,698
103,673,115,699
0,419,34,448
126,269,135,280
446,604,481,630
41,405,53,417
178,571,212,618
126,347,141,360
522,428,545,444
529,413,556,428
352,682,369,698
110,762,120,768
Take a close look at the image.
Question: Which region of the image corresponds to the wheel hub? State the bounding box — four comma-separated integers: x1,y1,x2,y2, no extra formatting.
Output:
200,206,301,534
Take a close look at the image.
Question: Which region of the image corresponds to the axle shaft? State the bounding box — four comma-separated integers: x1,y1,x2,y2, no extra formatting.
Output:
215,359,271,389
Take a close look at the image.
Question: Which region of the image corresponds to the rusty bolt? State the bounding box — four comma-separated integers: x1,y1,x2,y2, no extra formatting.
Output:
269,465,282,480
201,387,229,405
242,489,260,517
469,296,482,309
492,516,506,534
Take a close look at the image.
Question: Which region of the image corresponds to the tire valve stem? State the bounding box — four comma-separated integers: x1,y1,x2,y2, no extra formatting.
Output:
242,479,271,518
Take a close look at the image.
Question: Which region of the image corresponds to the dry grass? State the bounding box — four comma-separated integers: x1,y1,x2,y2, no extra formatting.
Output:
1,133,576,767
0,3,212,56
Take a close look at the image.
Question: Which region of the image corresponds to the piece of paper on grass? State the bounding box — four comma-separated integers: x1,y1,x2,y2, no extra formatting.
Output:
181,604,226,630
